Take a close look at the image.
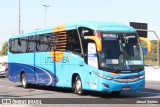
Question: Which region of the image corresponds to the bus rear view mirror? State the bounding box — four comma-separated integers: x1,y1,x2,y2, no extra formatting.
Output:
139,37,152,53
85,36,102,52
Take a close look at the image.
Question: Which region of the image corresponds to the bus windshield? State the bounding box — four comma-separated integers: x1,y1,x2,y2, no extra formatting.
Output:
99,32,143,72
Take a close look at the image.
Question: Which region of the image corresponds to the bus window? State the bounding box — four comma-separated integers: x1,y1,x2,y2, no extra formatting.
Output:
9,39,15,53
66,30,81,54
17,37,27,53
78,27,94,37
27,36,37,52
9,37,27,53
37,34,51,52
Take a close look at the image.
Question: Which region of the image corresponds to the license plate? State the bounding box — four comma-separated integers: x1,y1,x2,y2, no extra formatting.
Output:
122,87,130,90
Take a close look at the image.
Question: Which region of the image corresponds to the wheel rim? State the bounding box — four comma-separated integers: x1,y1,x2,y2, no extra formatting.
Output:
75,77,82,94
22,74,26,87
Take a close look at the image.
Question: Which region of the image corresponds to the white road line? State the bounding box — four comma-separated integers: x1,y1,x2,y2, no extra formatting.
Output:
0,85,4,87
136,91,160,95
113,98,126,101
34,90,45,92
8,87,16,89
146,85,160,87
154,85,159,87
20,88,24,90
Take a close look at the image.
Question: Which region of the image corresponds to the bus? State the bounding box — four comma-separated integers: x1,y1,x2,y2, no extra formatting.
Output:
8,21,152,95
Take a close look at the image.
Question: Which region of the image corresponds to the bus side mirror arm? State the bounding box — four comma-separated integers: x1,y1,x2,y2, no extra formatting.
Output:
139,37,152,52
85,36,102,52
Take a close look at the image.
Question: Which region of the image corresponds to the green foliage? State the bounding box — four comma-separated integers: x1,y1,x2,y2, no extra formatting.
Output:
0,41,8,56
144,53,157,61
141,40,160,65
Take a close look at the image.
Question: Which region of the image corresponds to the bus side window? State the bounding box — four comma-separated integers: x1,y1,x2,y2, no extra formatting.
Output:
15,39,21,53
78,27,94,37
9,37,27,53
37,34,51,52
66,30,81,54
27,36,37,52
20,37,27,53
9,39,15,53
10,37,27,53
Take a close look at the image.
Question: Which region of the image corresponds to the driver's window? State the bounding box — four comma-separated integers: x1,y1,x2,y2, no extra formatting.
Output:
78,27,94,38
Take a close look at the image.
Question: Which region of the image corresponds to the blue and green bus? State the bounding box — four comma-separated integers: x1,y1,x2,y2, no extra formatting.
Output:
8,21,152,95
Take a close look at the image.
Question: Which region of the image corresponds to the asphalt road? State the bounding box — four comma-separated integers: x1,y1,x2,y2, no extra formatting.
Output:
0,77,160,107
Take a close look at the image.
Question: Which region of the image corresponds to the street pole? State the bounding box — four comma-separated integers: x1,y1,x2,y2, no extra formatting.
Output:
153,31,160,68
43,5,50,28
19,0,21,34
136,29,160,68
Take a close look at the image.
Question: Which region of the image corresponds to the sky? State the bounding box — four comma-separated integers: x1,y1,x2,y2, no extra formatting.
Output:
0,0,160,49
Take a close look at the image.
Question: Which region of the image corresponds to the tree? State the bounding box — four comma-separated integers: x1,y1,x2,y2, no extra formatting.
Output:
141,40,160,65
0,41,8,56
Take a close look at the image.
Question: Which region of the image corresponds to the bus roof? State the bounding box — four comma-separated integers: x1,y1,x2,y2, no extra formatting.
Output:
10,21,136,39
68,21,136,32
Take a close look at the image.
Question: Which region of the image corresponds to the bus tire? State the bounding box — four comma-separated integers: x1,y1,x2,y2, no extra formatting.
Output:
21,73,29,88
74,76,83,95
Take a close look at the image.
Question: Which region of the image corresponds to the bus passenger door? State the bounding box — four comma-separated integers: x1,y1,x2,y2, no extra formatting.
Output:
84,43,99,90
88,43,98,68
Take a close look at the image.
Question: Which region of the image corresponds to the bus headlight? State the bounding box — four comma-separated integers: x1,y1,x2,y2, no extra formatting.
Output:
139,74,145,79
93,72,113,80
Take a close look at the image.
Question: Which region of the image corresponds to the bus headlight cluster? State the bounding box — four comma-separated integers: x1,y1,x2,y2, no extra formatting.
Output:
114,74,145,83
93,71,113,80
139,74,145,79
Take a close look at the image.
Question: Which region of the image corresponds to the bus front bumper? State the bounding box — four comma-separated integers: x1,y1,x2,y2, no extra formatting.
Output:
98,79,145,92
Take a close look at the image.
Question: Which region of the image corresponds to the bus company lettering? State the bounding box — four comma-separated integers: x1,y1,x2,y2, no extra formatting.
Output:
123,34,135,39
123,34,136,43
46,51,70,63
45,56,70,63
50,51,64,62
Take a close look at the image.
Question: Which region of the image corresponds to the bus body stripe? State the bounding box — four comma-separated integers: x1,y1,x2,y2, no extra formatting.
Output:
34,66,53,85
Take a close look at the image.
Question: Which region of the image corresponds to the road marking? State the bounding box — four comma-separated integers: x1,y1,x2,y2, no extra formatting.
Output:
0,85,4,87
154,85,159,87
136,91,160,95
35,90,45,92
113,98,126,101
20,88,25,90
9,87,16,89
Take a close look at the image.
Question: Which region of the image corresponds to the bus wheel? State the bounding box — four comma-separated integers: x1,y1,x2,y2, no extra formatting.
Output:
75,76,83,95
21,73,28,88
